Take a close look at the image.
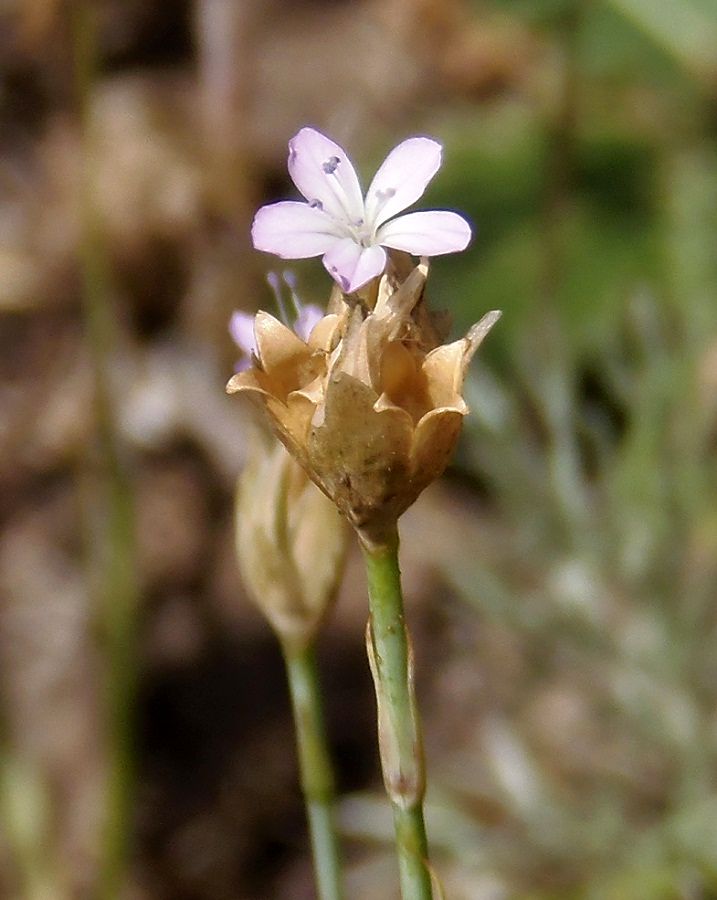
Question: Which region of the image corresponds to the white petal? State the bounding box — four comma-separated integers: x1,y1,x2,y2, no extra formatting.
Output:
365,137,442,229
322,239,386,293
252,201,342,259
287,127,365,224
376,210,472,256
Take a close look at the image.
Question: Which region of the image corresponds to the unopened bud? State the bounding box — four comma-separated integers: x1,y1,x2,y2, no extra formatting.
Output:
235,431,349,646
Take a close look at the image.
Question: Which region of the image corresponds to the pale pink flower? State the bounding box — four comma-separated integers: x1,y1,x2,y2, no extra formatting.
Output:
251,127,472,293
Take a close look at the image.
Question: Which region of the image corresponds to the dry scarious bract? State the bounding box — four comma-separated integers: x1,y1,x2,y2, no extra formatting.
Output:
235,434,349,646
228,253,500,544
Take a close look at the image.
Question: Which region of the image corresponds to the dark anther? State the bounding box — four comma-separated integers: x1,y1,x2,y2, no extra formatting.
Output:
322,156,341,175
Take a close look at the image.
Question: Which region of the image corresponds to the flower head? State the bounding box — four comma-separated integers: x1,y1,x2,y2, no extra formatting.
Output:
227,252,500,545
252,127,472,294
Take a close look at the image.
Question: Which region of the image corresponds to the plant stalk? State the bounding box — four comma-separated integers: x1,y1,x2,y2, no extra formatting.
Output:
361,527,433,900
282,642,343,900
72,4,139,896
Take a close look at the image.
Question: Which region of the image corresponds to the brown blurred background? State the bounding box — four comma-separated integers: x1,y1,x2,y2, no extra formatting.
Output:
1,0,717,898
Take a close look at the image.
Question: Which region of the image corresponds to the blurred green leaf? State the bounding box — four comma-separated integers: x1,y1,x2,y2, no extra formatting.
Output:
603,0,717,82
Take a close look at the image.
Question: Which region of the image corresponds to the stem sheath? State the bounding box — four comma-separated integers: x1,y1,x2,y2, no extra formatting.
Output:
361,528,433,900
283,643,343,900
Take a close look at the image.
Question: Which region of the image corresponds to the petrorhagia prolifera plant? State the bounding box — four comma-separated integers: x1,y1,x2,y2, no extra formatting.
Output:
230,279,350,900
229,127,500,899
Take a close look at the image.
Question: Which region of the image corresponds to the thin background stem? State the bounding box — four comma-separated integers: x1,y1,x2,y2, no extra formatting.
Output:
72,4,139,896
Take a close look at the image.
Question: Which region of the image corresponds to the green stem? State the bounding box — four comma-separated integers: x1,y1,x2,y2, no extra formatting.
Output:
282,642,343,900
361,527,433,900
72,4,138,896
0,749,56,899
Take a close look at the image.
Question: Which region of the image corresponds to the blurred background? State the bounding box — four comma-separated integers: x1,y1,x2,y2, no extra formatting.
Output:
1,0,717,897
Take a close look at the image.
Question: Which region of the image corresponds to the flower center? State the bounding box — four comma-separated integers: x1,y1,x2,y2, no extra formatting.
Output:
347,217,374,247
345,188,397,247
315,158,400,248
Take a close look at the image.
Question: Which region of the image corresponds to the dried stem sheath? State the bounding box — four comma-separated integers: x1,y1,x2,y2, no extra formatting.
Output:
361,528,433,900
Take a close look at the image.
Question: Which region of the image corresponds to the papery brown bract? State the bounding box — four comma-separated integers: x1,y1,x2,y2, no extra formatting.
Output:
228,253,500,545
235,433,349,646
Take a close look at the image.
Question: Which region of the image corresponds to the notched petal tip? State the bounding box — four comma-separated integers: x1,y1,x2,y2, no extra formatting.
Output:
322,240,387,294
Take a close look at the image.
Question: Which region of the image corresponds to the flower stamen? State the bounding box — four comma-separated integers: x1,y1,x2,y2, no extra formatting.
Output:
322,156,341,174
375,187,396,202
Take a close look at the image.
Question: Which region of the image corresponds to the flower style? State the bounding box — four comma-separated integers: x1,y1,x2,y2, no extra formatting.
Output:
252,127,472,294
227,252,500,545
